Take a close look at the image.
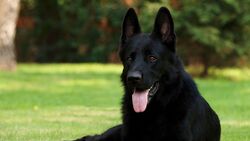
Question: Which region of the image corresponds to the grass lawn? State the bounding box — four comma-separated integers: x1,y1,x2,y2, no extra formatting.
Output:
0,64,250,141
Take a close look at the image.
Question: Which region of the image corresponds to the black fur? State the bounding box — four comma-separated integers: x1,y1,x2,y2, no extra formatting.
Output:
74,7,221,141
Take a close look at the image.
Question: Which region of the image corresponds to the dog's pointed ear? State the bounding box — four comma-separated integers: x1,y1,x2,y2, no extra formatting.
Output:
152,7,176,52
121,8,141,44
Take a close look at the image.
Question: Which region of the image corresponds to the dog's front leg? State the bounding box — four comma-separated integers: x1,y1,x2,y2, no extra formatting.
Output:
73,124,122,141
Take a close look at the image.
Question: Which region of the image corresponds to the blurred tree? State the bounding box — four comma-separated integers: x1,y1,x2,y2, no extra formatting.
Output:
170,0,250,76
0,0,20,71
31,0,127,62
16,0,152,63
15,0,250,74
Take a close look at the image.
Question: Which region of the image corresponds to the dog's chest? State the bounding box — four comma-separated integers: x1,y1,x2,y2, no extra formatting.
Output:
125,112,177,141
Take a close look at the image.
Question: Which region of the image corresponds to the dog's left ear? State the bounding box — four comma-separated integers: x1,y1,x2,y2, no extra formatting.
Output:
152,7,176,52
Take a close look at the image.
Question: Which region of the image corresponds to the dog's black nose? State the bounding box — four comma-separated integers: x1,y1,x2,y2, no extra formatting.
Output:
127,71,142,83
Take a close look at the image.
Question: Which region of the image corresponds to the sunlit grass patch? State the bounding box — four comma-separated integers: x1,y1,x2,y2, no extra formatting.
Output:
17,63,122,74
187,66,250,81
209,67,250,81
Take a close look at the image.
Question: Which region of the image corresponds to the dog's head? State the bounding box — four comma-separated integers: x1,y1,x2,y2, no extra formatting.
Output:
119,7,178,113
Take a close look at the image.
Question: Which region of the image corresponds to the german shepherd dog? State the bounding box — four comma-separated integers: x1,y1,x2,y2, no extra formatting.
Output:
74,7,221,141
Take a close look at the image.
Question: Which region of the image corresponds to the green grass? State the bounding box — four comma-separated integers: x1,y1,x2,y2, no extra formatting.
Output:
0,64,250,141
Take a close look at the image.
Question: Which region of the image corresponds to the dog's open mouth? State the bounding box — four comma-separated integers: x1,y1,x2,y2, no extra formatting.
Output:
132,82,159,113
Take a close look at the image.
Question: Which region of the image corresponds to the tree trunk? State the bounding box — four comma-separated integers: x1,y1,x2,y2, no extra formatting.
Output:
0,0,20,71
201,62,209,77
200,51,210,77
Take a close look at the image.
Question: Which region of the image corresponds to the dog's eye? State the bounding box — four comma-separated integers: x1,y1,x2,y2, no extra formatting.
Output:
127,57,133,63
148,56,158,63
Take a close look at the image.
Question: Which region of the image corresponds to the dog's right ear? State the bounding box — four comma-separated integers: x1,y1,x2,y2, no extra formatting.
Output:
121,8,141,44
152,7,176,52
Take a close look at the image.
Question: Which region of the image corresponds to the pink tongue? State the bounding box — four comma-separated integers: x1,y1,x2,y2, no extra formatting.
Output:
132,89,150,113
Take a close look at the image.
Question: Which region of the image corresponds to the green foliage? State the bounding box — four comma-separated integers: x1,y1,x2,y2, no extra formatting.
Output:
19,0,127,62
0,64,250,140
16,0,250,69
171,0,250,69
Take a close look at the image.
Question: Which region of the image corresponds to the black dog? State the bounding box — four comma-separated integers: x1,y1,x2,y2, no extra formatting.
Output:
74,7,221,141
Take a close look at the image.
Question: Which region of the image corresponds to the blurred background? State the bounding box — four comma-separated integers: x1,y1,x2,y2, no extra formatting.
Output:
0,0,250,141
0,0,249,75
